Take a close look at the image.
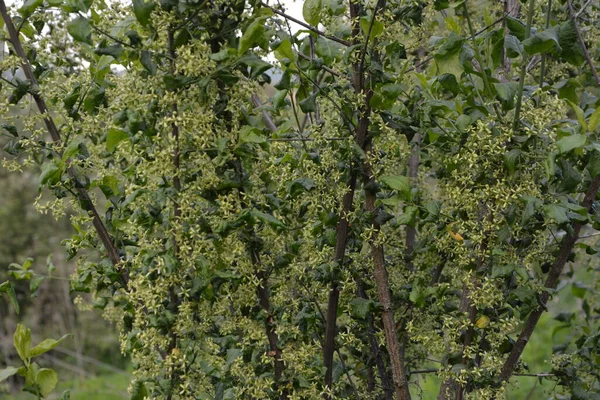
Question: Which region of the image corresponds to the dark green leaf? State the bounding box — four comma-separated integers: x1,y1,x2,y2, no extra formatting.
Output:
350,297,375,319
523,27,560,55
131,381,147,400
140,51,157,75
506,16,527,41
67,16,92,45
132,0,155,27
0,281,19,315
544,204,569,224
39,162,62,187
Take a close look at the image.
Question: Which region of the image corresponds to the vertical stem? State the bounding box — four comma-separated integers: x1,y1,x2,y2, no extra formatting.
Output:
357,281,395,399
539,0,552,88
364,157,411,399
512,0,536,132
566,0,600,86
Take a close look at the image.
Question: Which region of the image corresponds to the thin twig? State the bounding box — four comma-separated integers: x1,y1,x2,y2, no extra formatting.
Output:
567,0,600,86
0,0,125,284
499,176,600,382
261,2,351,47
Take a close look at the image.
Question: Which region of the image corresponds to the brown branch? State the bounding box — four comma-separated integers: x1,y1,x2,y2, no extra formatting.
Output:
567,0,600,86
251,94,278,132
499,176,600,382
364,171,411,400
0,0,124,281
260,2,351,47
357,280,394,400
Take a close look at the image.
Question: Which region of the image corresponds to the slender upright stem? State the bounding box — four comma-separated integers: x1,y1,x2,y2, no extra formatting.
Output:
512,0,536,132
539,0,552,88
567,0,600,86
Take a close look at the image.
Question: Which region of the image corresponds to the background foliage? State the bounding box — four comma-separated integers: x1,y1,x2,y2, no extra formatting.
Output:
1,0,600,399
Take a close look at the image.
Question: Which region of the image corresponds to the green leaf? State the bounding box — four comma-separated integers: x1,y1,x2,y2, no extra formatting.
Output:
556,134,586,154
29,334,72,358
396,205,418,227
132,0,155,27
0,281,20,315
521,196,541,225
302,0,321,26
35,368,58,397
274,39,294,63
140,51,157,75
504,35,523,58
314,37,344,62
19,0,43,18
239,126,266,144
544,204,569,224
131,381,147,400
251,209,286,230
106,129,129,152
589,108,600,132
370,83,403,111
557,20,584,66
1,124,18,137
39,162,62,187
0,367,19,383
29,275,44,296
14,324,31,362
239,17,267,55
506,16,527,41
380,175,411,201
495,82,519,110
67,16,92,45
225,348,242,370
522,27,561,55
359,15,384,39
350,297,375,319
565,99,587,132
503,149,521,174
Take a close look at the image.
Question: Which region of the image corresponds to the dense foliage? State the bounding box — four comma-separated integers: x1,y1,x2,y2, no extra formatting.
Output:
1,0,600,399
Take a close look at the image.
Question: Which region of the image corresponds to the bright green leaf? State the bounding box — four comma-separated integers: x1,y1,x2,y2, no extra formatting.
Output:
380,175,411,201
106,129,129,152
302,0,321,26
359,15,384,39
239,126,266,144
29,334,72,358
35,368,58,397
13,324,31,362
239,17,267,55
556,134,586,153
0,367,19,383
